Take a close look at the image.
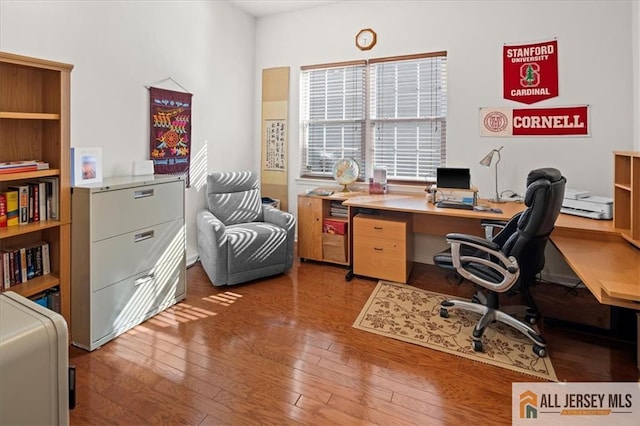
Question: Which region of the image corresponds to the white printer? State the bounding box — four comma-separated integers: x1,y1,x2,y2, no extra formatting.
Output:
561,189,613,220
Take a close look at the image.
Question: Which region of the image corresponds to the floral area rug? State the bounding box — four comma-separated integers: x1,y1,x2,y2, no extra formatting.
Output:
353,280,558,381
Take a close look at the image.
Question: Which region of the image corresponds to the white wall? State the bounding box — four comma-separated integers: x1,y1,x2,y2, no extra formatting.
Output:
254,0,634,208
0,0,257,262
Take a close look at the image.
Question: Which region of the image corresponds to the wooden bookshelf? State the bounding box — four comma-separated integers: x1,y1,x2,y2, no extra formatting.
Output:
0,51,73,327
613,151,640,248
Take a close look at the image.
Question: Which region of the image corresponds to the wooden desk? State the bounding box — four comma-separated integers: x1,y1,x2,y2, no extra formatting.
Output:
342,193,640,309
550,236,640,309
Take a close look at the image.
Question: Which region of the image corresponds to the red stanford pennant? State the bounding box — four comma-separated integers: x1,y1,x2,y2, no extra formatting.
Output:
504,39,558,105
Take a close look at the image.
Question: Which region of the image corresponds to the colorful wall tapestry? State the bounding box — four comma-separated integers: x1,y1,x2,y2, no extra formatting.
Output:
149,87,192,186
504,39,558,105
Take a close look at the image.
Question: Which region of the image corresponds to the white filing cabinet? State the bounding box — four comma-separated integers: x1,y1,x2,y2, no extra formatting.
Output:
71,175,186,351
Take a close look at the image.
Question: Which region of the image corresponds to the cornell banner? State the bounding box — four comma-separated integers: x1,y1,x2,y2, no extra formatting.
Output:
480,106,589,137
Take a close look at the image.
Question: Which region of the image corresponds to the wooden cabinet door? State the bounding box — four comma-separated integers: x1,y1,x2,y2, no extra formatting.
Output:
297,196,323,261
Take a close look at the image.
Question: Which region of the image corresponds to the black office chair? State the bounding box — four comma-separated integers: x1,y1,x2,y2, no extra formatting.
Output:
433,168,566,357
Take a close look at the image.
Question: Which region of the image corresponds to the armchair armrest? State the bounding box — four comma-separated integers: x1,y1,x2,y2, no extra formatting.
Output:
262,205,295,232
446,233,519,293
197,209,226,239
262,205,296,270
196,209,228,284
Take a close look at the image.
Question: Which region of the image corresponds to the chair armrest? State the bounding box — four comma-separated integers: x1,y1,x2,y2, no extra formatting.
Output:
262,205,296,270
446,233,500,251
197,209,226,238
262,205,296,232
480,219,508,241
196,209,228,285
446,233,519,293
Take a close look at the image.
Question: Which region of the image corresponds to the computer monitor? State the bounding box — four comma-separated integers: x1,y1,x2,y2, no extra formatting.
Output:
436,167,471,189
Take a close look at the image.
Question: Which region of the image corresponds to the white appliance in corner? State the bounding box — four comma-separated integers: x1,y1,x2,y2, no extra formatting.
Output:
561,188,613,220
0,291,70,425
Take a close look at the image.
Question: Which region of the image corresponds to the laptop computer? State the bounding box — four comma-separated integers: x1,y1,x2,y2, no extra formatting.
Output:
436,167,471,189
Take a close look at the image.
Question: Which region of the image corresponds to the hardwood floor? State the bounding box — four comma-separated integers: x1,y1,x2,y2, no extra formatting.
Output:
69,259,639,425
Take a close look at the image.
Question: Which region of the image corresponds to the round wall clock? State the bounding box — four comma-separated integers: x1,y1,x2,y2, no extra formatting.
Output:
356,28,377,51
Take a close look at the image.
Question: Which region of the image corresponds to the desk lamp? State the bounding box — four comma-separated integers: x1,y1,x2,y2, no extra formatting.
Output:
479,146,505,203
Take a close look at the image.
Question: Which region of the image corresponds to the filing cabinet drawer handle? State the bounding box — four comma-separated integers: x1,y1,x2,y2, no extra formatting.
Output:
374,226,383,230
374,247,383,251
134,230,154,243
134,189,155,199
135,273,154,286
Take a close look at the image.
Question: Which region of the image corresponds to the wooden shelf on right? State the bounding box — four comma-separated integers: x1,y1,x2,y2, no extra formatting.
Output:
614,151,640,248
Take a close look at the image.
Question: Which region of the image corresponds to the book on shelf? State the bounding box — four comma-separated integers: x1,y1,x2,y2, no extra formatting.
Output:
0,161,37,174
8,185,29,224
3,249,15,287
3,190,19,226
41,241,50,275
48,287,61,312
31,291,48,307
38,177,59,220
26,180,47,221
0,160,49,174
18,247,27,284
25,245,35,280
0,193,6,228
1,241,51,288
27,182,39,222
1,249,19,286
29,287,60,313
1,250,9,289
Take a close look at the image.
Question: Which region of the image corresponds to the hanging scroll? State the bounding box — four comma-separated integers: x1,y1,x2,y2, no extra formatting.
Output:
261,67,290,211
149,87,192,186
265,119,286,171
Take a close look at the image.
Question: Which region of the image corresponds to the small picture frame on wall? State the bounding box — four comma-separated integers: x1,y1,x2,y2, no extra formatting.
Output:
71,147,103,186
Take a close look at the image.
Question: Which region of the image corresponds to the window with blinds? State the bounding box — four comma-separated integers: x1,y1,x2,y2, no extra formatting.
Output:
300,52,447,182
300,62,366,178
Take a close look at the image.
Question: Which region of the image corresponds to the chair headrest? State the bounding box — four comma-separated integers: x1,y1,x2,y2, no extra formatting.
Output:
207,170,258,194
523,168,566,207
526,168,563,187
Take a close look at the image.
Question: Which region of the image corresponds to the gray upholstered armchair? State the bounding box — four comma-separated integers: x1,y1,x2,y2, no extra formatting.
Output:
196,171,296,286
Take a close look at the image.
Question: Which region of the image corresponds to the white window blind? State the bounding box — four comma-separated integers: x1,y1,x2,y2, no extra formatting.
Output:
370,53,447,181
300,52,447,182
300,62,366,178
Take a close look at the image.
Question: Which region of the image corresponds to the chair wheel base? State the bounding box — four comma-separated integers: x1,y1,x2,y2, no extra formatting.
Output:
472,340,483,352
533,344,547,357
439,308,449,318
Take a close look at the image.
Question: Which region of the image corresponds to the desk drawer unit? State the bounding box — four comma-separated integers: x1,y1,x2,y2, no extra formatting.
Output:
71,176,186,351
353,214,413,283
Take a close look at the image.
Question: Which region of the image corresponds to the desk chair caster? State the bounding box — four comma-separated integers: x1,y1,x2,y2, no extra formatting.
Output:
439,302,548,358
470,333,546,357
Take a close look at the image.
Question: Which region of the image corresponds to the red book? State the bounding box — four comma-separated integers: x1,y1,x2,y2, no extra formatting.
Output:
0,160,46,174
0,194,6,228
27,183,39,222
